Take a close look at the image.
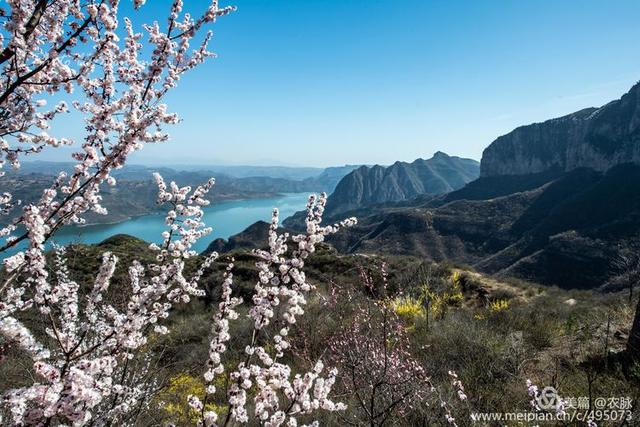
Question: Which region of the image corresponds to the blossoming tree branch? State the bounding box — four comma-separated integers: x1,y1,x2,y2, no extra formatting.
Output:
0,1,357,425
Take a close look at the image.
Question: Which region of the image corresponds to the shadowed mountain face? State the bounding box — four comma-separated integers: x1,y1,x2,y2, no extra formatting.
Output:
318,163,640,290
481,81,640,177
325,152,479,217
229,164,639,289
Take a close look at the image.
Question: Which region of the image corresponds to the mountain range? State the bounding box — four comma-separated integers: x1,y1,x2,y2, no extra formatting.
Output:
0,164,360,226
12,81,640,291
320,164,639,289
273,82,640,290
324,152,479,217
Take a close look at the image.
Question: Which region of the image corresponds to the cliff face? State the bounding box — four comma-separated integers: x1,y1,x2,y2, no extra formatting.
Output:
325,152,479,217
481,81,640,176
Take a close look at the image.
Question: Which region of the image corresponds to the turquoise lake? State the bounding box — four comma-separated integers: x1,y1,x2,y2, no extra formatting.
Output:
9,193,310,256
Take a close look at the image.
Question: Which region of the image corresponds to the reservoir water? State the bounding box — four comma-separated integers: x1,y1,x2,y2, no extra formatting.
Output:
7,193,310,256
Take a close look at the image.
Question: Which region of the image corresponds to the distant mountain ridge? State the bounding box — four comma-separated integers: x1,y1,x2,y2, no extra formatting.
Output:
481,81,640,176
14,161,360,192
325,152,479,216
0,163,360,226
0,173,281,226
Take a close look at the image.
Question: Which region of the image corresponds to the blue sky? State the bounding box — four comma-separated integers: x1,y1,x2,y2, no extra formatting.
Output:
48,0,640,167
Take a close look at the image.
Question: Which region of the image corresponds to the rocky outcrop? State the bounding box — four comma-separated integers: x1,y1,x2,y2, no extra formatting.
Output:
325,152,479,217
481,81,640,176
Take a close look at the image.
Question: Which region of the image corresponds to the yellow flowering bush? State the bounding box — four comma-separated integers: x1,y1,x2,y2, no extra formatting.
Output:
417,272,465,319
489,299,510,313
390,296,425,323
156,373,226,425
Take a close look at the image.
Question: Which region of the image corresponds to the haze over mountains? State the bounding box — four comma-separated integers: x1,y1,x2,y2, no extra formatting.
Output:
13,161,357,183
1,163,360,225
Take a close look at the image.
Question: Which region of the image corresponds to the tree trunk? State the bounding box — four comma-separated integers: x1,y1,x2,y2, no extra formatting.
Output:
628,296,640,360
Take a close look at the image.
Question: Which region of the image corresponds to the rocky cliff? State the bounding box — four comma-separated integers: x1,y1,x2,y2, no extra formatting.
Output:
325,152,479,217
481,81,640,176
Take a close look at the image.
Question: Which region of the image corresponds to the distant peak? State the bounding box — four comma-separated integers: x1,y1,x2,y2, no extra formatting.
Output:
432,151,450,158
624,80,640,99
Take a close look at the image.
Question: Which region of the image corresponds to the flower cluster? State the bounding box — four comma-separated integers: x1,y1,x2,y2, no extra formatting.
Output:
0,175,219,424
437,371,469,426
191,194,356,426
0,174,358,426
0,6,234,409
192,260,242,425
449,371,467,402
151,172,214,261
0,0,235,270
0,2,362,425
0,2,363,426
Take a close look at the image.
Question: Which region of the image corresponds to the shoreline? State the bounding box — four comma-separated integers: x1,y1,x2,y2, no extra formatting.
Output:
72,192,289,228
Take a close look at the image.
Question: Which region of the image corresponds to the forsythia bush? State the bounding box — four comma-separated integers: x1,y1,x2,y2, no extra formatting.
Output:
157,373,226,425
418,271,464,319
390,296,425,323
